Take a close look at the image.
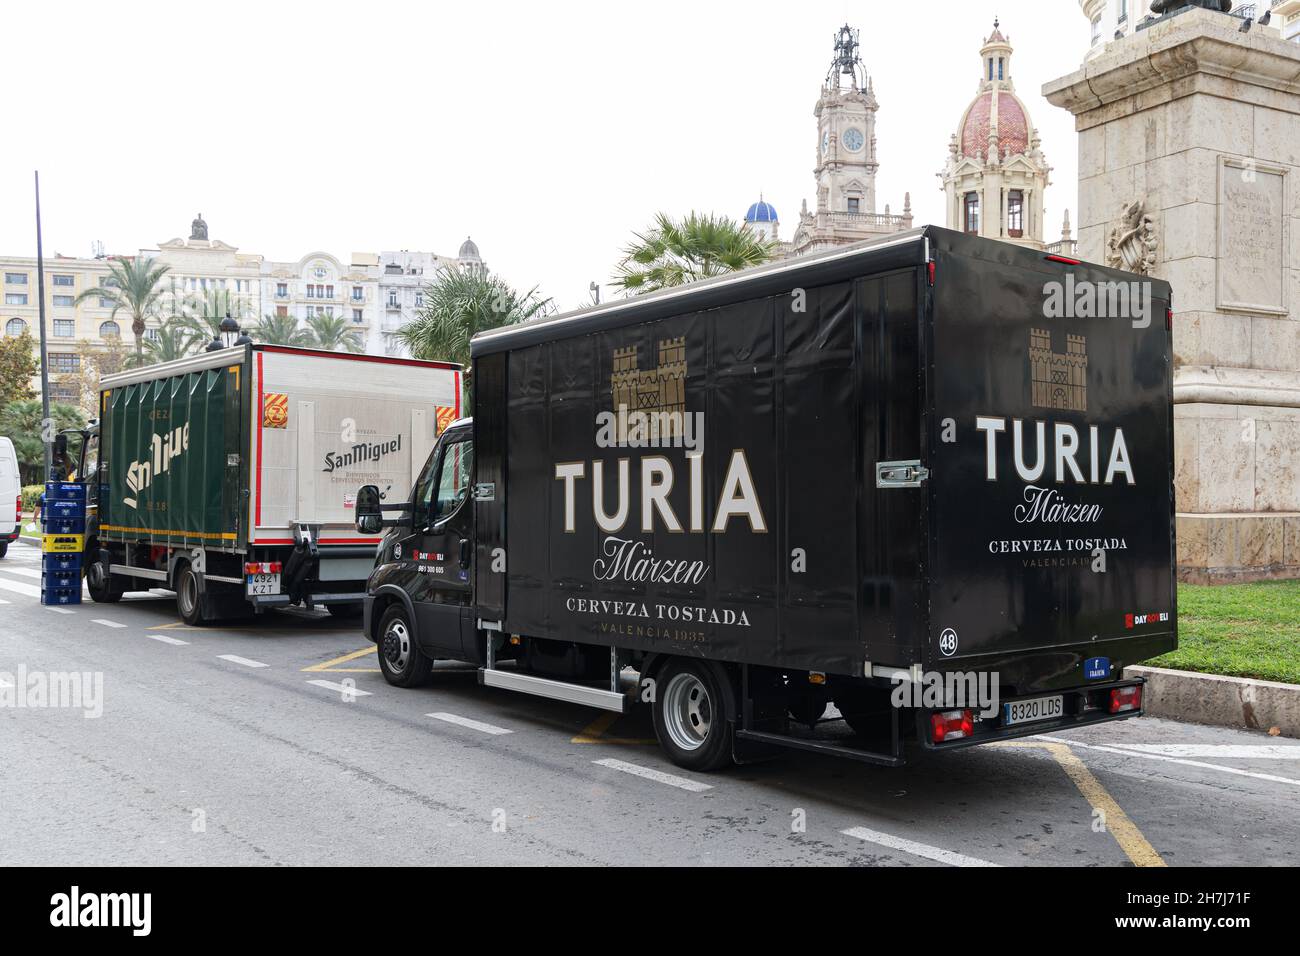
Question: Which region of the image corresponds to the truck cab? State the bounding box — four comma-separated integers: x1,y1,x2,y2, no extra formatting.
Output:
361,419,480,682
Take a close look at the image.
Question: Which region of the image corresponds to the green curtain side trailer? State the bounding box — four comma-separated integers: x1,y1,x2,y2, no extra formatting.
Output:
88,344,460,625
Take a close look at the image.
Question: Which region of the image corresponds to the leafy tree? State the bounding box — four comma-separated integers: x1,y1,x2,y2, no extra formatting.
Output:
178,288,252,346
611,212,777,295
0,328,39,410
395,269,552,411
0,398,85,484
251,312,309,346
74,256,171,355
134,319,197,368
302,311,363,353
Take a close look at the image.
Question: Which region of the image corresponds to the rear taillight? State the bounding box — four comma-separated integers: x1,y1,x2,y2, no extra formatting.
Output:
931,708,974,743
244,561,283,574
926,261,936,286
1110,686,1142,714
14,496,20,522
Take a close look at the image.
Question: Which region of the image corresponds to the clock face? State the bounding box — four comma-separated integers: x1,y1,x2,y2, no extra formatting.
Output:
843,128,864,152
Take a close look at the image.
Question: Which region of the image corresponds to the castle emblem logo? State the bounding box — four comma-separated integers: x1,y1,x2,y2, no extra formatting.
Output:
608,337,687,444
1029,328,1087,413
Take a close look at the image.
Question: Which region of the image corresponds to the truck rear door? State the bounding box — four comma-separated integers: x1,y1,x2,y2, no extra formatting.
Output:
925,236,1176,691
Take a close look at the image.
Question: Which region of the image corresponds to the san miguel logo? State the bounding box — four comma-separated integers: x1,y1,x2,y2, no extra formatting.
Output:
124,424,190,510
322,434,402,474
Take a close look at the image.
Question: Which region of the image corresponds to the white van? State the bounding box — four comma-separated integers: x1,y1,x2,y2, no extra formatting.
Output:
0,437,19,558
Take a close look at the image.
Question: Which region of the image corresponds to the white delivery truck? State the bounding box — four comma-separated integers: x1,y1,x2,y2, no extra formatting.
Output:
84,344,461,624
0,436,20,558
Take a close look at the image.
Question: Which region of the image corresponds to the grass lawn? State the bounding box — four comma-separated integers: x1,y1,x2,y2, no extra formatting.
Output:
1149,581,1300,685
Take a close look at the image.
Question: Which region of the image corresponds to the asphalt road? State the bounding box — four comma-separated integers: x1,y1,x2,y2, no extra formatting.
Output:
2,539,1298,867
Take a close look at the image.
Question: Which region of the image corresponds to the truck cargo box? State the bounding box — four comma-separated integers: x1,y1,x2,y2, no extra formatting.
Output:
469,226,1176,694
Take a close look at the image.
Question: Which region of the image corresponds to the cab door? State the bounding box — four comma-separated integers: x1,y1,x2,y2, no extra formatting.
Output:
404,426,476,660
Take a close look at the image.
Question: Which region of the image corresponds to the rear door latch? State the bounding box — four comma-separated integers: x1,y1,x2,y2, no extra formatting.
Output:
875,460,930,488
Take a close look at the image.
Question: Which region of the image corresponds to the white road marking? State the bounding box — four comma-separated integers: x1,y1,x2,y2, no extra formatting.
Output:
91,619,127,629
1035,735,1300,788
45,607,76,614
305,679,371,697
218,654,268,669
0,676,11,688
147,633,189,646
842,826,1001,867
592,758,713,792
1109,743,1300,760
0,597,8,604
3,567,43,579
427,712,513,735
0,577,41,598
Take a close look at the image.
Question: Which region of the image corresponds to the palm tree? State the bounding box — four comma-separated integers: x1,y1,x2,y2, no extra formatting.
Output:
129,319,197,368
250,312,308,346
302,311,363,353
611,212,777,295
396,270,552,412
75,257,171,355
179,288,252,346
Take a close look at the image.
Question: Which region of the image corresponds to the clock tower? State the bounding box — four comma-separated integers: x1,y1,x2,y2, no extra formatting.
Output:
786,25,913,258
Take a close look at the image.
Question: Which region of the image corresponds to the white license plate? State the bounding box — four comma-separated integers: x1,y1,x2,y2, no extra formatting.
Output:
1003,695,1064,727
246,573,280,596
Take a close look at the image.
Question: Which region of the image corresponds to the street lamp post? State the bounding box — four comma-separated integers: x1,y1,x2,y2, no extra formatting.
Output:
205,313,254,352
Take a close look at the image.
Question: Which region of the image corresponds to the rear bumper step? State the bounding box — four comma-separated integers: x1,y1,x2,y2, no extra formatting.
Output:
479,667,626,713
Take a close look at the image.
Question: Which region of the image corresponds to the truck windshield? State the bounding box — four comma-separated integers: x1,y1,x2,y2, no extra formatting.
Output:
416,437,474,526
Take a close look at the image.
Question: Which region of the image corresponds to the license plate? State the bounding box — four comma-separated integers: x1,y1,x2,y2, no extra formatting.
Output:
246,572,280,596
1003,695,1064,727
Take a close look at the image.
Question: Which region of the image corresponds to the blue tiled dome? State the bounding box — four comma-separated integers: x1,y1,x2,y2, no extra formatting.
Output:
744,199,779,224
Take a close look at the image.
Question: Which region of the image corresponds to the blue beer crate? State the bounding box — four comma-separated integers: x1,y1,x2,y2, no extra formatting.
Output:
44,482,88,501
40,586,82,606
42,516,86,535
44,498,86,520
43,569,81,590
42,553,82,573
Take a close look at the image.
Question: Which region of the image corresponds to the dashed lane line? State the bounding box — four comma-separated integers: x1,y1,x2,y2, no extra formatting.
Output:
305,679,372,698
842,826,1002,867
1034,734,1300,788
427,712,513,735
91,619,128,629
146,633,189,646
218,654,269,669
0,578,41,598
592,758,713,793
45,607,76,614
2,567,42,579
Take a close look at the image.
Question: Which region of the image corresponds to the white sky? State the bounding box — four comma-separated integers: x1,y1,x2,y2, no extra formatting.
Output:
1,0,1085,312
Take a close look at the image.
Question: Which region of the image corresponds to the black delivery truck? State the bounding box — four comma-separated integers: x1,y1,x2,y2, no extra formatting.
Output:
355,226,1177,770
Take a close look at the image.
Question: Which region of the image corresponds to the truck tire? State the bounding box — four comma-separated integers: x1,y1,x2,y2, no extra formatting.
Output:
86,554,125,603
0,541,8,558
175,562,207,627
652,659,734,772
376,605,433,687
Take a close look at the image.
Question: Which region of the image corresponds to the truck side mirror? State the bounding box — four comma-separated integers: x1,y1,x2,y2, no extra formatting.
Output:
355,485,383,535
54,433,68,457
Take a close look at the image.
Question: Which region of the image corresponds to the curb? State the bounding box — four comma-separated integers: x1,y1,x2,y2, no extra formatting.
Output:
1124,665,1300,739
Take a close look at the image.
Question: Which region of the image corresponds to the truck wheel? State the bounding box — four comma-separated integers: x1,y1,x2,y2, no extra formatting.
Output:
652,659,734,772
0,541,8,558
86,555,125,603
376,605,433,688
175,563,207,627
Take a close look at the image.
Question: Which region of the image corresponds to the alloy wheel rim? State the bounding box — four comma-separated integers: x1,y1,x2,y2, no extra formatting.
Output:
663,672,712,752
382,620,411,673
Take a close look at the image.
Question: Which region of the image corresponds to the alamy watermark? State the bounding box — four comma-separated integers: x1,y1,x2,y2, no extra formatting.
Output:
0,666,103,718
1043,275,1153,329
891,669,1001,718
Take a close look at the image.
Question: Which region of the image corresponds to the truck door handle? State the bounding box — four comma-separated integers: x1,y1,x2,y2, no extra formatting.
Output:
875,460,930,488
459,538,472,568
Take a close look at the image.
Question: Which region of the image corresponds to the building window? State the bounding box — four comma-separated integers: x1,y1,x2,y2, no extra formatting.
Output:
414,292,423,307
99,320,120,338
54,319,74,337
1007,190,1024,237
50,384,80,403
316,306,325,317
387,292,399,308
99,297,115,308
1091,17,1101,45
276,283,288,297
1118,0,1128,23
144,328,160,342
5,293,28,306
325,285,334,299
351,286,363,301
276,306,288,318
997,58,1004,80
4,272,27,285
53,294,75,307
52,274,75,287
847,197,861,214
352,309,364,323
988,57,994,81
49,352,79,372
964,192,981,234
5,317,26,336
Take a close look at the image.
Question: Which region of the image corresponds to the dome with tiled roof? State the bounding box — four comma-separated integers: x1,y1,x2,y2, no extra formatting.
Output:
955,20,1034,161
744,198,779,224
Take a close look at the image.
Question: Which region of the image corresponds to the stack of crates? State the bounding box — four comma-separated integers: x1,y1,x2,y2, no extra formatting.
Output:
41,482,87,606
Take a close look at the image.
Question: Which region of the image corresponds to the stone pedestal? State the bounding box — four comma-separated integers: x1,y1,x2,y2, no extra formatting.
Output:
1045,8,1300,583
